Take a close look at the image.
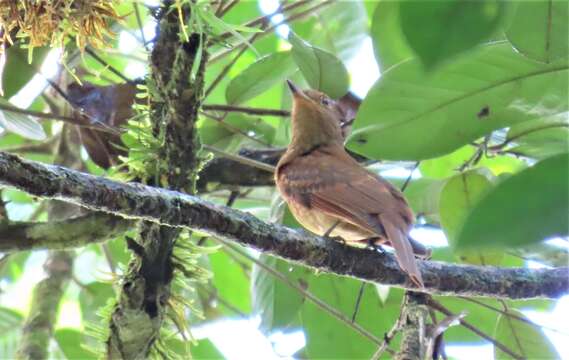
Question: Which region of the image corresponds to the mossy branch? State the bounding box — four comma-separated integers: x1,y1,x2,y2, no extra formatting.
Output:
0,151,567,300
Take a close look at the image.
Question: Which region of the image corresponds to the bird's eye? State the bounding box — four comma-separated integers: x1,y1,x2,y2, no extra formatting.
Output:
320,97,330,106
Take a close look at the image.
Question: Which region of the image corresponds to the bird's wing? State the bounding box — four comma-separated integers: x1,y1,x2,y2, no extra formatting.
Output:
277,145,423,287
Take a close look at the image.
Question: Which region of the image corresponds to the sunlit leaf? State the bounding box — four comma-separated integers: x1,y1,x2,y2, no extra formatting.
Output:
348,42,568,160
288,32,349,99
1,46,49,99
506,115,569,159
225,51,296,104
494,309,560,359
210,250,251,314
439,170,506,265
506,1,569,63
456,152,569,249
302,275,402,359
370,0,414,72
400,0,507,69
54,328,96,360
251,254,307,331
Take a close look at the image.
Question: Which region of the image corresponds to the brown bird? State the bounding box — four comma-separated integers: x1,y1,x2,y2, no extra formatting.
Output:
275,80,429,287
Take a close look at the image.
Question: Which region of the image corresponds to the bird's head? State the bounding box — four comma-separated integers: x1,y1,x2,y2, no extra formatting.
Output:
286,80,345,148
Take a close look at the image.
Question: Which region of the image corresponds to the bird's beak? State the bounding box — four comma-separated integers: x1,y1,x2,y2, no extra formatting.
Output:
286,80,303,98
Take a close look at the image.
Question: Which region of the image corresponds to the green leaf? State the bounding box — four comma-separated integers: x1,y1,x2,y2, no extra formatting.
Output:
347,42,568,161
456,152,569,249
404,177,446,224
210,250,251,314
251,254,307,331
289,1,368,62
302,275,402,359
439,170,507,265
1,46,49,99
288,32,350,99
494,309,560,359
225,51,297,104
438,171,494,240
399,0,507,69
0,307,23,359
506,1,569,63
370,0,414,72
0,99,46,140
506,115,569,159
191,338,223,360
54,328,97,360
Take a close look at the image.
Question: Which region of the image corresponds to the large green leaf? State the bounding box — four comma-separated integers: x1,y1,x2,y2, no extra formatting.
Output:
54,328,97,360
456,152,569,249
506,115,569,159
439,170,505,265
288,32,349,99
225,51,296,104
289,1,368,62
251,254,308,331
302,275,402,359
370,0,414,72
399,0,507,69
347,42,568,160
506,1,569,63
210,250,251,314
0,98,46,140
494,309,560,359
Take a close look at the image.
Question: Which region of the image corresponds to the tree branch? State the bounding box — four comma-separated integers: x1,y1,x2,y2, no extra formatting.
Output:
395,292,430,360
0,151,567,299
0,213,132,252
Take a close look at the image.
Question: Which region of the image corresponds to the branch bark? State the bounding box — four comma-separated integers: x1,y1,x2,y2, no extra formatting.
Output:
0,151,567,299
0,213,132,252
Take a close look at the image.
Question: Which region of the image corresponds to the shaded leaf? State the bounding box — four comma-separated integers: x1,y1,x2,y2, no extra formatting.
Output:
506,1,569,63
494,309,560,359
78,281,115,323
347,42,568,160
370,0,414,72
225,51,296,105
0,98,46,140
456,152,569,249
400,0,507,69
288,32,349,99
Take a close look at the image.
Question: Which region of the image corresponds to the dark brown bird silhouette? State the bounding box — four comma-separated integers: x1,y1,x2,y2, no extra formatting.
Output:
275,80,428,287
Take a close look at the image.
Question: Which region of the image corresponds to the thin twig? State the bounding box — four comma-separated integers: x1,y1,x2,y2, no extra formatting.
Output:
84,47,136,84
217,238,384,346
203,144,276,173
203,104,290,117
217,0,239,17
428,299,524,360
200,111,272,147
209,0,335,64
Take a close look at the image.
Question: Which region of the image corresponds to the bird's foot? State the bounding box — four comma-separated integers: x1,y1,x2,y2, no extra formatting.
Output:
366,238,386,253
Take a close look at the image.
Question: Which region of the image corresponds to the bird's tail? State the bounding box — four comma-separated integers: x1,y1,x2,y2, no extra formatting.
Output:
380,215,424,288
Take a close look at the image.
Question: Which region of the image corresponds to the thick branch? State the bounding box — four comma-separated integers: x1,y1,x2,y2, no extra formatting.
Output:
0,213,132,252
0,151,567,299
